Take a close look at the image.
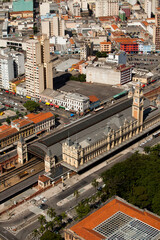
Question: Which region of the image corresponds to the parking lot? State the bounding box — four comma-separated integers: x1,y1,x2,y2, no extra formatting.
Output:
54,79,123,101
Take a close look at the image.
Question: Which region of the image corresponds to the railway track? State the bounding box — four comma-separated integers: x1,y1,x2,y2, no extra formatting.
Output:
0,158,43,184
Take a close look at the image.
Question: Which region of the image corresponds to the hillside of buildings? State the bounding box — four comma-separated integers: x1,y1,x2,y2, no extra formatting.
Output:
101,144,160,215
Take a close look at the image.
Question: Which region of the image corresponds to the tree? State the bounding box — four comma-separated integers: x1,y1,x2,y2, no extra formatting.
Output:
61,212,67,221
6,117,11,124
38,215,46,226
92,179,99,192
45,221,55,232
47,208,56,219
33,229,39,238
24,100,40,112
40,230,63,240
76,201,90,219
101,144,160,215
74,190,80,202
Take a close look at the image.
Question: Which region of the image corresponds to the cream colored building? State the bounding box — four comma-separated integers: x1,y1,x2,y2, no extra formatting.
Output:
41,16,65,38
95,0,119,17
25,35,53,98
62,84,144,169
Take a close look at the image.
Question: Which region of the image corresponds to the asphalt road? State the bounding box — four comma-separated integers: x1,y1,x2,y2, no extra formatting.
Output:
0,152,132,240
0,135,159,240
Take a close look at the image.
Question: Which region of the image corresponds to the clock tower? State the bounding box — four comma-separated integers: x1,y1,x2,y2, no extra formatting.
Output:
132,82,144,125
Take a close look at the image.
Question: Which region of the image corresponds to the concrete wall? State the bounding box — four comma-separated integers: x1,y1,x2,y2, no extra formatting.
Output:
86,66,120,85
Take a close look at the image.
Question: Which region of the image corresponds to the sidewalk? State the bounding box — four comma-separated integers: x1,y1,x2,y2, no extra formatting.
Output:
0,137,150,222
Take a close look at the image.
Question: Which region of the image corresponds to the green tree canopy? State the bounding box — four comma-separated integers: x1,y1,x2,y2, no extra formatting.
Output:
76,201,90,219
101,144,160,215
24,101,40,112
40,230,63,240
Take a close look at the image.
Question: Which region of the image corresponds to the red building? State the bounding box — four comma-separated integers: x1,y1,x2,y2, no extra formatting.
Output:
115,38,139,53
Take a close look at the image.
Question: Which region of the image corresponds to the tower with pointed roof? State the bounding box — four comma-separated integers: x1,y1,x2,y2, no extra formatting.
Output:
44,149,55,172
17,135,28,164
132,82,144,129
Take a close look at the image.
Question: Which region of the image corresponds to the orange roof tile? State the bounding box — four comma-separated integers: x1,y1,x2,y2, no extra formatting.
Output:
142,21,149,26
0,127,18,140
69,38,75,45
89,95,99,102
26,112,54,124
100,41,111,45
38,175,50,183
111,24,118,30
12,119,32,128
0,125,10,132
70,197,160,240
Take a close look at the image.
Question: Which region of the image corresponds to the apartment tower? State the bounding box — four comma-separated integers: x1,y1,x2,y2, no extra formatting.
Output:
25,35,53,98
95,0,119,17
153,8,160,50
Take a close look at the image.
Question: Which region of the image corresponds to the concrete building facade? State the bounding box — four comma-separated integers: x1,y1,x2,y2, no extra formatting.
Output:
25,35,53,98
0,55,14,90
95,0,119,17
86,63,132,85
62,84,143,169
153,8,160,50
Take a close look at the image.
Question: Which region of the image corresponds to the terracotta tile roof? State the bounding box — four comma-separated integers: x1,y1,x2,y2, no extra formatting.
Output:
12,119,32,128
69,38,75,45
114,38,144,44
89,95,99,103
26,112,54,124
100,41,111,45
111,24,118,30
70,197,160,240
0,127,18,140
98,16,114,22
0,125,10,132
38,175,50,183
142,21,149,27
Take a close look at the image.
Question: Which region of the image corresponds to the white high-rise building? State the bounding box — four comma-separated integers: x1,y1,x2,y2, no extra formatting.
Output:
0,56,14,90
41,16,65,38
95,0,119,17
11,52,25,78
25,35,53,98
144,0,152,18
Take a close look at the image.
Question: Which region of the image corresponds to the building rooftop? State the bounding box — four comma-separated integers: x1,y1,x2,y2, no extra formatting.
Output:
25,112,54,124
0,126,18,140
68,196,160,240
38,175,50,183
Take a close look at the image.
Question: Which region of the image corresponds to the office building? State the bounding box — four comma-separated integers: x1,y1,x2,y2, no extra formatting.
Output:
0,55,14,90
95,0,119,18
41,16,65,37
25,35,53,98
153,8,160,50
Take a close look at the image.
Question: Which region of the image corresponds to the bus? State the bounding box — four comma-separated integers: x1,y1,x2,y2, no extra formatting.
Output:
26,96,31,99
113,90,128,100
94,106,104,112
153,130,160,138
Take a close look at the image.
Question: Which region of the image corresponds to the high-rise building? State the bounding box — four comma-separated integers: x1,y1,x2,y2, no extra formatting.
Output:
41,16,65,38
95,0,119,18
144,0,152,18
0,55,14,90
25,35,53,98
153,8,160,50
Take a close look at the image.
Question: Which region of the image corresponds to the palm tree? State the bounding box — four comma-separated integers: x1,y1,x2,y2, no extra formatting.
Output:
33,229,39,239
38,215,46,226
39,225,45,234
61,212,67,221
47,207,56,219
74,190,79,201
92,179,99,192
45,220,55,232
